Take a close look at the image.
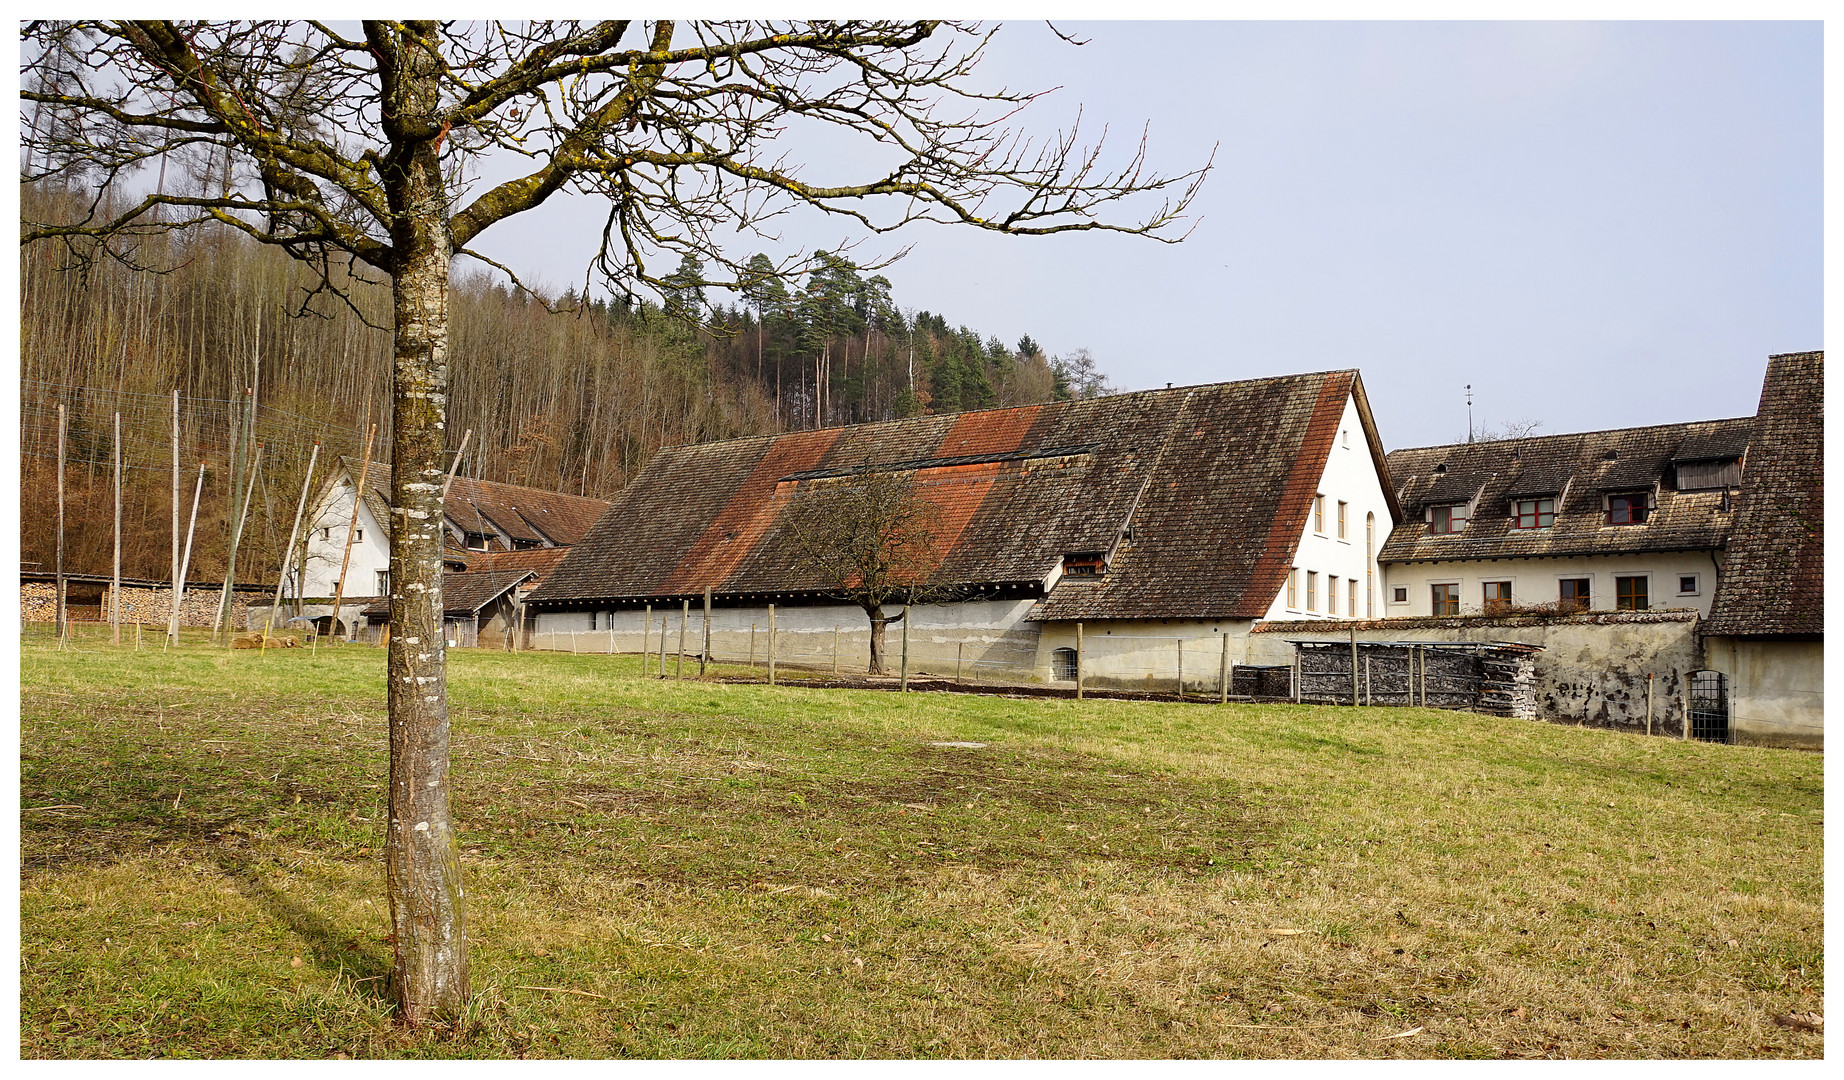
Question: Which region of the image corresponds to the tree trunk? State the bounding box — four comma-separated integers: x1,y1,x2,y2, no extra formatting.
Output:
376,19,467,1028
866,604,896,675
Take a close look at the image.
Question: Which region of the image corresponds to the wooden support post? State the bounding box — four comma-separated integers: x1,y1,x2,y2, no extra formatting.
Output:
677,599,688,680
1075,622,1085,700
112,411,122,645
658,615,668,677
1350,627,1360,707
266,442,319,642
1646,673,1655,736
169,389,180,646
441,428,473,498
767,604,776,686
1682,681,1691,741
900,604,910,692
329,423,376,643
56,402,66,637
702,588,712,675
1292,651,1301,703
956,641,964,684
1176,638,1184,699
172,461,206,643
216,444,262,639
750,623,757,668
642,605,652,677
1364,655,1372,706
1218,632,1230,704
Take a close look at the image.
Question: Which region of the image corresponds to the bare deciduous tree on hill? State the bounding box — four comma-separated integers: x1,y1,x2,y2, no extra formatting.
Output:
21,19,1207,1026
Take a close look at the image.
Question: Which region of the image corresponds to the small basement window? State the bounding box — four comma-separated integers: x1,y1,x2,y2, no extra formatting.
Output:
1052,647,1079,681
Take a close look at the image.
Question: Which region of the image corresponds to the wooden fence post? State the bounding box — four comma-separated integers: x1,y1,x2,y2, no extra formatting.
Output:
677,599,688,680
1350,626,1359,707
642,604,652,677
1218,632,1230,704
767,604,776,686
1075,622,1085,700
956,641,964,684
1646,673,1654,736
1176,638,1184,699
750,623,757,667
658,615,668,677
1682,680,1691,740
702,587,712,675
900,605,910,692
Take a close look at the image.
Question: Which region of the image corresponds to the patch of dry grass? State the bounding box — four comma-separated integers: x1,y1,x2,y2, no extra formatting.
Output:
19,640,1823,1058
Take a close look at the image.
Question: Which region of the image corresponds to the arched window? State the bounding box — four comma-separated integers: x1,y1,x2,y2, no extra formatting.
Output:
1052,647,1079,681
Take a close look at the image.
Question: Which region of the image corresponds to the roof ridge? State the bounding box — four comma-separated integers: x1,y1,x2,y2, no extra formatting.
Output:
1388,414,1755,455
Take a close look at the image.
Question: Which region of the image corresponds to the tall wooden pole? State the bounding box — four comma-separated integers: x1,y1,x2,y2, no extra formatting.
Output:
267,442,320,638
1218,632,1230,704
442,428,473,498
112,411,121,645
900,604,910,692
55,403,66,636
701,587,712,675
677,599,688,680
216,379,259,638
168,389,180,645
767,604,776,685
642,604,652,677
172,462,207,639
221,445,262,633
1350,626,1360,707
330,424,377,642
1075,622,1085,700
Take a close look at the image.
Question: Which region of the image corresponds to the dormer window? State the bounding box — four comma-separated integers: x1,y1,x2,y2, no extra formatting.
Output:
1676,458,1742,491
1607,492,1650,525
1512,498,1556,529
1062,553,1105,577
1429,503,1469,535
465,531,490,551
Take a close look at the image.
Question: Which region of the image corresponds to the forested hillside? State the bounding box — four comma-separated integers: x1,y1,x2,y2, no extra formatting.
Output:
20,184,1113,585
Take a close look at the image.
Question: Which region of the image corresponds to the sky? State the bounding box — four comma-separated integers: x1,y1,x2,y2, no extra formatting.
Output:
464,20,1822,452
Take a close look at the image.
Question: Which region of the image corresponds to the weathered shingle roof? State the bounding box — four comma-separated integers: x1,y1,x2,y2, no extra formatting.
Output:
349,463,610,547
451,545,573,583
528,370,1391,621
363,569,534,618
1380,416,1753,565
1704,352,1823,637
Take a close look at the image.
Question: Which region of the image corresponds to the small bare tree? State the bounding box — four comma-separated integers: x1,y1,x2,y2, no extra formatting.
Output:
778,465,943,674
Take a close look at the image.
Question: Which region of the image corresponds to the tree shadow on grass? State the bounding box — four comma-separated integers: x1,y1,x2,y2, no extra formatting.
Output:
212,849,396,1007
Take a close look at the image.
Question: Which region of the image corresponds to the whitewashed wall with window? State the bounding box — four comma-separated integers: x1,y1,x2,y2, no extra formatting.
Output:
298,477,392,599
1381,553,1724,617
1263,393,1395,622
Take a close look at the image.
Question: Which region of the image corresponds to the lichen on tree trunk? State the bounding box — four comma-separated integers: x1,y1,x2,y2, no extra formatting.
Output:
377,19,467,1028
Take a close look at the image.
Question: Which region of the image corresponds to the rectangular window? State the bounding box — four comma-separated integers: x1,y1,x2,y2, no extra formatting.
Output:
1314,495,1325,533
1608,493,1650,525
1430,503,1469,534
1616,575,1649,611
1349,579,1359,618
1062,553,1104,577
1483,581,1512,613
1431,583,1460,616
1559,578,1591,612
375,570,390,595
1513,498,1556,529
1328,575,1339,615
321,527,331,542
1678,574,1700,595
1677,459,1741,490
1392,586,1408,603
1287,568,1298,609
1306,571,1318,612
1337,500,1348,539
355,528,363,543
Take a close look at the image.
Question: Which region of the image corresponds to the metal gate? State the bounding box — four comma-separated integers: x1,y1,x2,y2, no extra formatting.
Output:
1688,670,1729,743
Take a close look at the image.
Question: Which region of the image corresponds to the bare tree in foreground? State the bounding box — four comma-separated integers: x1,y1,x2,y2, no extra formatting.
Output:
778,465,945,674
21,19,1208,1026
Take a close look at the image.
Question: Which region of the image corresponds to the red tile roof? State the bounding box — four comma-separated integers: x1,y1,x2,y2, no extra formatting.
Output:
527,371,1387,621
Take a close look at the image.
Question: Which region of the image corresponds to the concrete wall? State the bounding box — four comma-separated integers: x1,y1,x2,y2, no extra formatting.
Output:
1265,393,1395,622
1251,611,1706,735
1381,552,1723,617
1702,636,1823,749
1030,619,1258,692
530,599,1046,678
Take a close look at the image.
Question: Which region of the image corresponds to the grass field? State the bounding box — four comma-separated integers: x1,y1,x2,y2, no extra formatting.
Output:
19,638,1823,1058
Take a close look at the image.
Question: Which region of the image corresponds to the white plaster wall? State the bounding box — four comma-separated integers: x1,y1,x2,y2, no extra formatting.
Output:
1263,394,1394,622
297,480,393,598
530,598,1045,678
1030,619,1258,692
1703,636,1824,749
1380,552,1723,617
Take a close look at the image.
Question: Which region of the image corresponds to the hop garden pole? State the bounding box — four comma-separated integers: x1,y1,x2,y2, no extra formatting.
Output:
701,587,712,676
1075,622,1085,700
900,605,910,692
1218,632,1230,704
172,462,207,641
767,604,776,685
169,389,179,646
265,442,320,641
329,423,376,643
642,604,652,677
111,411,121,645
441,428,473,497
677,599,687,680
56,403,66,638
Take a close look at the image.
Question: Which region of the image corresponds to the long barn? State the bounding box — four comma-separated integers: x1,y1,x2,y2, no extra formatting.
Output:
523,369,1399,686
